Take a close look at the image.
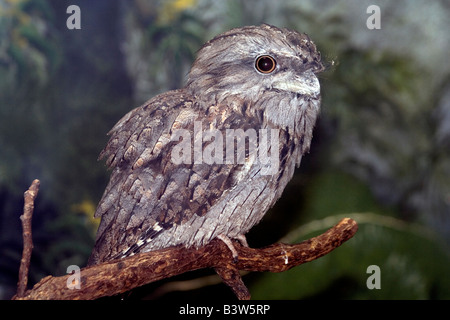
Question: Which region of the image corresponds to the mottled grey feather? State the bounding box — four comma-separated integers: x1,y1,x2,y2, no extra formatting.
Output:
88,24,323,265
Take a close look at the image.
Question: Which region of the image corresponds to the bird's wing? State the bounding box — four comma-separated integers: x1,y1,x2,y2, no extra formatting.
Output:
88,89,262,264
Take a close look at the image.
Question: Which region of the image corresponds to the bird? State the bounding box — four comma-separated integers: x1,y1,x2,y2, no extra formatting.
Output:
88,24,324,266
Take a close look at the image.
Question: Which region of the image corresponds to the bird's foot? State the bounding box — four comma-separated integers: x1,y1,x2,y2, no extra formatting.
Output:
217,234,248,263
235,234,249,247
217,234,239,262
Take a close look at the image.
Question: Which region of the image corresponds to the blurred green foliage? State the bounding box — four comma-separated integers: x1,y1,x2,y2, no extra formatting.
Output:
0,0,449,300
251,171,450,299
252,219,450,299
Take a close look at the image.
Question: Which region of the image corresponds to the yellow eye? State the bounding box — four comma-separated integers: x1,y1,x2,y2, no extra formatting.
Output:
255,55,276,73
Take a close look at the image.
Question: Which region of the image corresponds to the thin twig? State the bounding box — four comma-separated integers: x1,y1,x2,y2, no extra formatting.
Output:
16,179,40,298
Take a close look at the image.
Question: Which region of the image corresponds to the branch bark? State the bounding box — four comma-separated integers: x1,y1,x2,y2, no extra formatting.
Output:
16,179,40,298
12,214,357,300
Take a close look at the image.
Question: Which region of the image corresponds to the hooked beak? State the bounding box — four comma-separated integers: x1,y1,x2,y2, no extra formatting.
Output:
272,70,320,97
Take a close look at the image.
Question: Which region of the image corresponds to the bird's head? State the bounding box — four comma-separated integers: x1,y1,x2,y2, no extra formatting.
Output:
186,24,324,105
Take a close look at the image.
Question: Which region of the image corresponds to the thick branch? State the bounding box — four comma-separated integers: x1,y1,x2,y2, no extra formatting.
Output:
16,179,40,298
12,217,357,300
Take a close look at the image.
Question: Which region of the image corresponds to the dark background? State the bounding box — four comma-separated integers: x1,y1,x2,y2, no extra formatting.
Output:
1,0,449,300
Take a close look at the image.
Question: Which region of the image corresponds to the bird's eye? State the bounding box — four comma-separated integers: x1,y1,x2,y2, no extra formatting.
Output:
255,55,276,74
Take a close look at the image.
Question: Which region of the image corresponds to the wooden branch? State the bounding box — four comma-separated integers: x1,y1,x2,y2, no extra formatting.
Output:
12,217,357,300
215,265,250,300
16,179,40,298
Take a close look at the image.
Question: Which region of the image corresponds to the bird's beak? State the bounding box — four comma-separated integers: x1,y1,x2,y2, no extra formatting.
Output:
272,70,320,97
